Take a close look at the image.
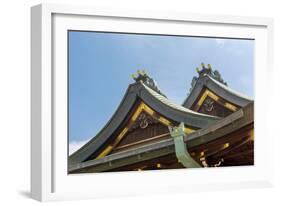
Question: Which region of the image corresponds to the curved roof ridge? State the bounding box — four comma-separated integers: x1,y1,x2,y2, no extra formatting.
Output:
207,75,253,101
182,74,253,108
141,82,218,118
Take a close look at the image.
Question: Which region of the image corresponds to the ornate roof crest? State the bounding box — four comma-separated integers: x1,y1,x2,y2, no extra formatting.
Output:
132,70,166,97
189,63,227,93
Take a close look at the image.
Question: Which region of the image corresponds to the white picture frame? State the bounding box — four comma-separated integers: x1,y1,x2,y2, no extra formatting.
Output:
31,3,274,202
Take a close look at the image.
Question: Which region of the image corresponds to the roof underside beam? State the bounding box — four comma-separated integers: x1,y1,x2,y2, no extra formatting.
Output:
69,139,175,173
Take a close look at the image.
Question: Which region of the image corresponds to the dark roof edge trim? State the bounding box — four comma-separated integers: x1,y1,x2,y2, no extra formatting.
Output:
183,75,253,108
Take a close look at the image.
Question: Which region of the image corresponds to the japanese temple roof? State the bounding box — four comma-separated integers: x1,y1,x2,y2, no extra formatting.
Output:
69,102,253,173
182,64,253,108
69,75,220,165
143,83,214,116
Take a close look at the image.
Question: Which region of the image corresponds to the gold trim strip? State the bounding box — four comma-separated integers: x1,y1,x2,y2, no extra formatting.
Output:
96,145,113,159
249,129,254,141
158,116,171,126
96,101,196,159
143,103,155,116
184,127,195,134
224,102,237,112
195,89,238,112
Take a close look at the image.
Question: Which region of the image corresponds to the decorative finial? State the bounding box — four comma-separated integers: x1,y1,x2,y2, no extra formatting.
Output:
132,74,136,80
131,69,166,97
189,63,227,94
201,62,205,69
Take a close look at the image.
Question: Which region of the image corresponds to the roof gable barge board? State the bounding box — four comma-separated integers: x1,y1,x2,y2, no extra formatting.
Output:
69,82,219,165
183,75,253,109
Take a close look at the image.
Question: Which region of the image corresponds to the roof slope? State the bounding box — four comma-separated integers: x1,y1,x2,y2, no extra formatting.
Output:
69,102,254,173
182,74,253,109
69,80,220,165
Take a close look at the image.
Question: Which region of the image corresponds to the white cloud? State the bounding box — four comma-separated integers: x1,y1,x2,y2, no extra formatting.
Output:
215,39,226,47
69,139,90,155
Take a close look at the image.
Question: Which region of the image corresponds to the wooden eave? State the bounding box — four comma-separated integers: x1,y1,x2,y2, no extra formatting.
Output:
69,102,254,173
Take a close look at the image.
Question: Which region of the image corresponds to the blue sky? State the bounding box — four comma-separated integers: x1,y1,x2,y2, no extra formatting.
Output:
68,31,254,154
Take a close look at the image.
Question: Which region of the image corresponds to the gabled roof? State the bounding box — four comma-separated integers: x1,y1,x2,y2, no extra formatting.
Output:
69,77,220,165
182,67,253,109
69,102,254,173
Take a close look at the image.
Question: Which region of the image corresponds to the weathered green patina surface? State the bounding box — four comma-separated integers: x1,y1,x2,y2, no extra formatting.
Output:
183,63,253,108
69,103,253,173
169,123,201,168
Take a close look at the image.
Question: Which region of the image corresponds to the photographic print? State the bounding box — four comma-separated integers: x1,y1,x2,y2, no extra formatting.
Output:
68,31,254,174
